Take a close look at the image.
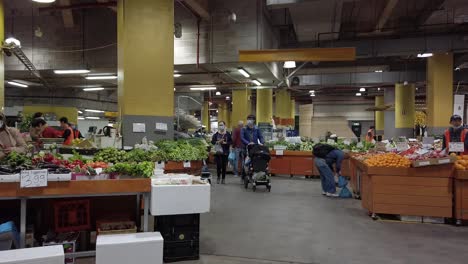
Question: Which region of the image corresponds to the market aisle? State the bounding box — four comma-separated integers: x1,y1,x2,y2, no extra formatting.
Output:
198,176,468,264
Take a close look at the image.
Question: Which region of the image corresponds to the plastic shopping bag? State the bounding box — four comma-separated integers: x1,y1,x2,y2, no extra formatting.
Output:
338,175,348,188
339,186,353,198
228,151,236,162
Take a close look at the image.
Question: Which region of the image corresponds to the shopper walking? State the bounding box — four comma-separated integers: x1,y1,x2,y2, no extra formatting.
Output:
231,121,244,177
313,143,345,197
211,121,232,184
443,114,468,154
241,115,265,146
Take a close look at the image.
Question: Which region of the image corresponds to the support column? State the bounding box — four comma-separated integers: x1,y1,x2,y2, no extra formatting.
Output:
375,96,385,135
256,89,272,124
0,1,4,110
384,87,396,139
118,0,174,146
232,89,251,129
275,89,291,119
395,83,415,138
217,102,228,125
202,101,210,132
427,53,453,135
290,99,296,119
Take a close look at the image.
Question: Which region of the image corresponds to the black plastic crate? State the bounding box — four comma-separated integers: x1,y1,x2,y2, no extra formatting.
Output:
163,240,199,263
156,214,199,227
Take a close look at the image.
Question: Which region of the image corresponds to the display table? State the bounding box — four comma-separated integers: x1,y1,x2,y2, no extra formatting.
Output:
352,158,454,219
0,178,151,254
269,150,351,178
455,170,468,225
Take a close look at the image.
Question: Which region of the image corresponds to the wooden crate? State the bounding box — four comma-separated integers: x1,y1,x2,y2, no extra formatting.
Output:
455,170,468,222
269,156,291,175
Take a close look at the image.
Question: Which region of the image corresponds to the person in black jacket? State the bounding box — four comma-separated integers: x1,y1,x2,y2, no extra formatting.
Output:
211,121,232,184
313,143,344,197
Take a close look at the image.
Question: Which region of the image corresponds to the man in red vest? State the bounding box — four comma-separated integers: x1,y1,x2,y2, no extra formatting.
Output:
443,114,468,154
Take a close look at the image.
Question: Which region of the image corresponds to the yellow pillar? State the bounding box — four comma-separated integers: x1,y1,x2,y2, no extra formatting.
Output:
395,83,415,137
427,53,453,135
202,101,210,132
118,0,174,145
256,89,272,124
217,102,228,125
232,89,251,129
0,1,4,109
290,99,295,119
375,96,384,134
275,89,291,119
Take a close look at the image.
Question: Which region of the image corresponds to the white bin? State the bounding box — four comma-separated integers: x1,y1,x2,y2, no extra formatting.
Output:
151,184,211,216
0,245,64,264
96,232,163,264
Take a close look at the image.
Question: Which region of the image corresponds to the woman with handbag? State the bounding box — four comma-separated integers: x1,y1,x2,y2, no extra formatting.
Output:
211,121,232,184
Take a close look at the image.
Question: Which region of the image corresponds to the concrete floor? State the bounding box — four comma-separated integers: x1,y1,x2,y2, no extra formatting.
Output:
78,175,468,264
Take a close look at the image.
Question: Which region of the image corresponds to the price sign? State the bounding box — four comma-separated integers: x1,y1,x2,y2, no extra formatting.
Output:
276,150,284,156
327,139,335,145
438,158,451,164
183,161,191,168
343,140,351,146
20,170,48,188
449,142,464,153
155,161,165,169
396,142,409,152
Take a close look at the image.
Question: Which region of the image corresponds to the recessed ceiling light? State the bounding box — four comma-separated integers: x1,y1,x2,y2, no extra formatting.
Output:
416,87,419,91
238,68,250,78
174,74,182,78
7,81,28,88
32,0,56,3
417,53,433,58
190,87,216,91
216,91,221,95
83,87,105,91
359,87,366,92
85,75,117,80
374,70,383,73
78,116,85,120
377,87,381,91
252,80,261,86
54,69,90,74
284,61,296,68
455,67,461,71
5,37,21,47
86,117,100,120
226,96,230,100
356,93,362,96
85,109,105,113
174,88,176,91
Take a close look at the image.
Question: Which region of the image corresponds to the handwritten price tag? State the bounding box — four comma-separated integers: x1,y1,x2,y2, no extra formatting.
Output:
183,161,191,168
155,161,165,169
276,150,284,156
20,170,48,188
449,142,464,153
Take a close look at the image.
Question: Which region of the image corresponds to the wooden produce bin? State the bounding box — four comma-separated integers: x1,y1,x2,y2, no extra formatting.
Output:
357,160,454,218
455,170,468,224
269,151,313,177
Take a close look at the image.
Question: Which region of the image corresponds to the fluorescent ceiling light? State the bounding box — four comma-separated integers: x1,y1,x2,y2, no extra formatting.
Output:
77,110,83,114
85,109,105,113
238,68,250,78
252,80,262,86
417,53,433,58
85,75,117,80
174,88,176,91
174,74,182,78
216,91,221,95
83,87,105,91
359,87,366,92
78,117,85,120
374,70,383,73
190,87,216,91
5,37,21,47
7,81,28,88
284,61,296,68
32,0,56,3
356,93,362,96
309,90,315,93
310,94,315,97
86,117,100,120
54,69,90,74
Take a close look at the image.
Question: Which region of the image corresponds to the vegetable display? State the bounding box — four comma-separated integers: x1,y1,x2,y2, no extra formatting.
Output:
94,148,128,163
105,161,154,178
154,139,208,161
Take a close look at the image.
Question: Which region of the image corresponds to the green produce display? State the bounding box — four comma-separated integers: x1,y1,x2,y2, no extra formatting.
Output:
105,161,154,178
2,152,31,168
125,148,157,163
154,139,208,161
94,148,128,163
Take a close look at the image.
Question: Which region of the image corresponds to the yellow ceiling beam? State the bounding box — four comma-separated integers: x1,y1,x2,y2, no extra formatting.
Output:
239,47,356,62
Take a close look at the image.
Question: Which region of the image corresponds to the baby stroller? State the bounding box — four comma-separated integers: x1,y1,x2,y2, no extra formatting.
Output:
243,144,271,192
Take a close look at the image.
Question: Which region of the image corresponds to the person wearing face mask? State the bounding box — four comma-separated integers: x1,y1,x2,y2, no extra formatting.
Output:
0,112,27,159
240,114,264,147
211,121,232,184
443,114,468,154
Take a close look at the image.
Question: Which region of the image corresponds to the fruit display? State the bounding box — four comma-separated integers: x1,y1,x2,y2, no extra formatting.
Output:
364,153,411,168
455,155,468,170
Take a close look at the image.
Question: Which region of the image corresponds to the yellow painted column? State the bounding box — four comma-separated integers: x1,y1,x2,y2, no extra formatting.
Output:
202,101,210,132
232,89,251,129
256,89,272,124
290,99,296,119
427,53,453,135
118,0,174,145
375,96,384,135
0,0,4,110
217,102,228,124
395,83,415,137
275,89,291,119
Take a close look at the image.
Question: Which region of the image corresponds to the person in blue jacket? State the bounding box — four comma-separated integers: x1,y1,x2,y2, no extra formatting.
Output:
240,114,265,146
